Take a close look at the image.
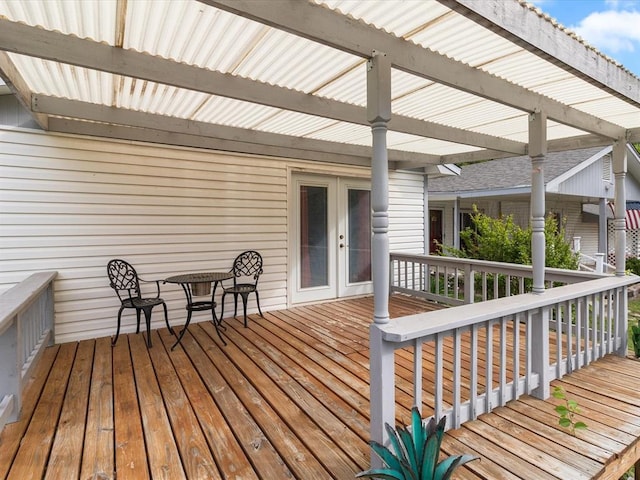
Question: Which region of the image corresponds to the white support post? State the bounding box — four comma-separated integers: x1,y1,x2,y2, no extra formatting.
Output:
598,198,607,255
529,111,547,294
424,176,429,254
367,50,393,462
613,140,627,276
453,198,460,250
531,306,551,399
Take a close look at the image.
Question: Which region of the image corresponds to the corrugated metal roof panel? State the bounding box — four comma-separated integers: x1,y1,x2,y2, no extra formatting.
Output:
0,0,637,163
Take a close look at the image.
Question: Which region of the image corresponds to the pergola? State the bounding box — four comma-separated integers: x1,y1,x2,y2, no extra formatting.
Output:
1,0,639,453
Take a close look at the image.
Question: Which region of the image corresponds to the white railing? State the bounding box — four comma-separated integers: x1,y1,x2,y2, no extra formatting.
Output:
0,272,56,431
578,252,616,274
390,253,604,305
371,256,639,448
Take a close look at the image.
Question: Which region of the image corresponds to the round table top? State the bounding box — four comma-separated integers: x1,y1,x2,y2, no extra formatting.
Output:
165,271,233,284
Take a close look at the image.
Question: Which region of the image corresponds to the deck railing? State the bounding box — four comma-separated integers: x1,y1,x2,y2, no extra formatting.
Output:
390,253,604,305
371,255,638,447
0,272,56,430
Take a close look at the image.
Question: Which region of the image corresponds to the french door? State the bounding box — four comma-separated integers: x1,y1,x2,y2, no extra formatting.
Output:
291,174,372,304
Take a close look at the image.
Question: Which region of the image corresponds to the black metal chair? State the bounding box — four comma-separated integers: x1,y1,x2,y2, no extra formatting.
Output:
107,259,173,347
220,250,264,327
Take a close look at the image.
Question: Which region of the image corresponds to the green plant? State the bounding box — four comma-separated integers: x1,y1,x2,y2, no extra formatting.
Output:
442,206,579,272
357,408,477,480
626,257,640,276
552,386,587,435
631,320,640,358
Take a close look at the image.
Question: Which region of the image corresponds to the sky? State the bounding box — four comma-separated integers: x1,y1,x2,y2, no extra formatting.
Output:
529,0,640,77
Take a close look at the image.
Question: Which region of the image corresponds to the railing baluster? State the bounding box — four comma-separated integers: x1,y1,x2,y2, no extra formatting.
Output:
452,329,461,429
444,266,449,298
607,289,614,354
414,338,423,413
525,310,533,394
499,317,507,406
470,323,478,420
576,299,583,369
482,272,487,301
435,333,443,421
512,313,520,400
598,291,605,358
485,320,493,413
555,303,563,378
454,267,459,301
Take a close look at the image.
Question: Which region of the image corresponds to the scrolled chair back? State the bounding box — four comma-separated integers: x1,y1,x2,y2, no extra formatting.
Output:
107,258,141,298
232,250,263,280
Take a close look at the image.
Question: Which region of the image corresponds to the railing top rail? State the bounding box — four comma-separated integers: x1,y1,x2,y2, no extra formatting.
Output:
0,271,57,335
390,252,606,281
381,274,639,343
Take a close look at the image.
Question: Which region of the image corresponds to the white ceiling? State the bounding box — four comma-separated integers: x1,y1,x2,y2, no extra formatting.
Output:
0,0,638,169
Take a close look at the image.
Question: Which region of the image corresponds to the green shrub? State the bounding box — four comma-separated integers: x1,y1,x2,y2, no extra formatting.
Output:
443,206,579,271
626,257,640,276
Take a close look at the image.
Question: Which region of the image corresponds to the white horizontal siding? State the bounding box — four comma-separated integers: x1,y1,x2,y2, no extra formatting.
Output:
555,159,610,198
1,127,425,343
389,171,425,253
0,128,292,342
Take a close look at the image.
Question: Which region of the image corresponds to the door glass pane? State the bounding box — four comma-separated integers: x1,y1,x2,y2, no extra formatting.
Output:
348,189,371,283
300,185,328,288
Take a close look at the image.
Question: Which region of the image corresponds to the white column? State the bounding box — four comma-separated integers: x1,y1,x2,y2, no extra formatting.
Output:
367,51,393,461
453,198,460,250
529,111,547,294
424,175,429,254
529,111,550,399
598,198,607,255
613,141,627,276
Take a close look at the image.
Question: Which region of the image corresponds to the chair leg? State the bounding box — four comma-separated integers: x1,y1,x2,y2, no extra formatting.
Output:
112,307,125,346
135,309,141,334
141,307,153,348
162,302,174,336
255,291,264,317
233,293,239,317
220,292,227,321
241,293,249,327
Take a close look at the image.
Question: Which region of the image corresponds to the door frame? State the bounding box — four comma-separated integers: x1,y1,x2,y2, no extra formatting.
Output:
288,172,372,305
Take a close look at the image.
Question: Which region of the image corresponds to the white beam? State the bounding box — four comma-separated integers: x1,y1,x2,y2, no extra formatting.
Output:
440,133,620,164
0,52,47,130
49,117,377,167
0,18,525,155
203,0,626,140
442,0,640,107
32,95,444,166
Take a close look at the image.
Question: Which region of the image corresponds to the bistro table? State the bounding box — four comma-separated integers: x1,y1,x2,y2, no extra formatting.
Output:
165,271,233,349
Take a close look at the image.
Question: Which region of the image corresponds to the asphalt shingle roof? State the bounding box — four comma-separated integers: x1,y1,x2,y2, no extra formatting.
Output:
429,147,606,193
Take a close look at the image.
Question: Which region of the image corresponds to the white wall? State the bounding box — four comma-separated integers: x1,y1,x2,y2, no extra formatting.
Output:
0,127,425,343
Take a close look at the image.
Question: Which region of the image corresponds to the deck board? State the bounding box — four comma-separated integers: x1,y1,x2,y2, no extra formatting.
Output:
1,294,639,479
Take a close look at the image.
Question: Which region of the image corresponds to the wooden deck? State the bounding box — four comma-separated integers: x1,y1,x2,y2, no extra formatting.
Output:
1,294,639,479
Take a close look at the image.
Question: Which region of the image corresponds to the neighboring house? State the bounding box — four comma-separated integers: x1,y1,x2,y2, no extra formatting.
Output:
428,145,640,264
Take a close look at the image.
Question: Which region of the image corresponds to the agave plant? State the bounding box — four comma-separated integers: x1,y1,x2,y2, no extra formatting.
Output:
357,408,477,480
